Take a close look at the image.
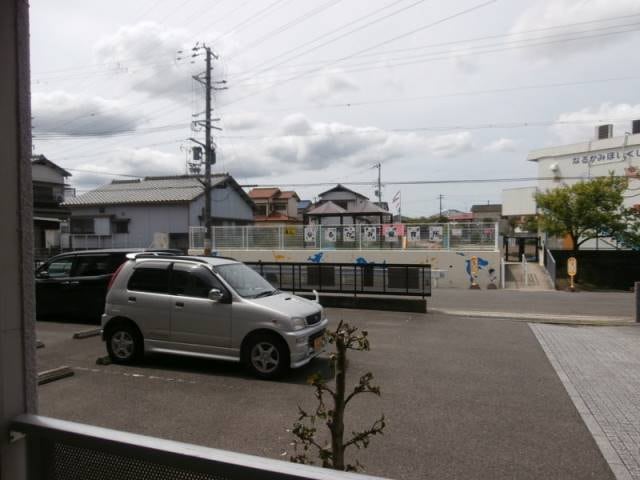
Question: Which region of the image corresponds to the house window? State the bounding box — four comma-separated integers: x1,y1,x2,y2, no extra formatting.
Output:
70,218,94,234
113,220,129,234
255,204,267,216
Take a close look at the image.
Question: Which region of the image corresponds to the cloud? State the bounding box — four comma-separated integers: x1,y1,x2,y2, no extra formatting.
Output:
71,148,181,189
550,102,640,144
304,68,359,102
94,22,238,101
223,112,266,130
483,138,518,152
511,0,640,60
217,114,474,179
32,91,140,136
426,131,474,157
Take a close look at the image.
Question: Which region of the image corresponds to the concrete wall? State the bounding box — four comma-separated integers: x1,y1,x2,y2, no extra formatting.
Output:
0,0,34,477
213,249,502,289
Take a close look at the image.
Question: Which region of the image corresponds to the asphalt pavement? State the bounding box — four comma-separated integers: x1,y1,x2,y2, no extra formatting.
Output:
36,309,614,479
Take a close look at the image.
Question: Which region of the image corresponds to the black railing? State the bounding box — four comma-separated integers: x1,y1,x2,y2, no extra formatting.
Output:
11,414,388,480
247,262,431,298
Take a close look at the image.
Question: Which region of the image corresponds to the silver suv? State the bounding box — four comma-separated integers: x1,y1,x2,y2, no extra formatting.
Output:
101,255,328,379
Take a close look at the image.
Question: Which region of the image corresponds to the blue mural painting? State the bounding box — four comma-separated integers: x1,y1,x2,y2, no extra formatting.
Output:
308,252,324,263
464,257,489,282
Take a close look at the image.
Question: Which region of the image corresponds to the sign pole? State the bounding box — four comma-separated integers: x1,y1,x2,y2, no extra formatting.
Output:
567,256,577,292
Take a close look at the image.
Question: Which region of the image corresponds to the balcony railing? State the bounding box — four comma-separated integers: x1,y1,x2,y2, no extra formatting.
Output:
11,414,389,480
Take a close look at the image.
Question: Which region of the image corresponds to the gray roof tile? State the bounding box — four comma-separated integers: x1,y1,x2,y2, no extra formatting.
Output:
63,175,227,206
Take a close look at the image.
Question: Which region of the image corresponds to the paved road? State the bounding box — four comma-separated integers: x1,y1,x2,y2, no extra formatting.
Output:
531,324,640,480
36,310,613,479
430,289,635,320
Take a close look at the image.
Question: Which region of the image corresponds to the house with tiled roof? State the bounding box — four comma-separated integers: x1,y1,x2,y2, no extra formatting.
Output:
304,184,392,225
248,187,300,224
63,174,254,251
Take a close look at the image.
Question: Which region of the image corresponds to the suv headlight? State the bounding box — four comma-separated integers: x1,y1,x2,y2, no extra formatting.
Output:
291,317,306,331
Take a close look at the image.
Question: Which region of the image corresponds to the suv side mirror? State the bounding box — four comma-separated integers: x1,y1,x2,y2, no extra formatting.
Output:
36,270,49,279
208,288,225,302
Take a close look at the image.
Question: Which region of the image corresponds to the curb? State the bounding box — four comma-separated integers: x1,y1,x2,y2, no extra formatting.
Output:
38,366,74,385
72,328,102,339
430,308,636,326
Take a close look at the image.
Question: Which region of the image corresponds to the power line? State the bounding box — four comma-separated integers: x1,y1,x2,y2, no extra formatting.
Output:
222,75,640,114
231,0,431,82
219,0,499,108
227,24,640,90
239,174,633,188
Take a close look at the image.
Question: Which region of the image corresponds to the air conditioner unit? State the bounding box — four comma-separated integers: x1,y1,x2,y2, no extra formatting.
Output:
595,124,613,140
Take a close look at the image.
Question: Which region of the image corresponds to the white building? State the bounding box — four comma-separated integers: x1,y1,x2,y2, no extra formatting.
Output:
503,122,640,247
504,123,640,215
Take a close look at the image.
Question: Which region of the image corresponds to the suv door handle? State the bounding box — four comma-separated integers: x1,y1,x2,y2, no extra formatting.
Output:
175,301,184,308
128,296,136,303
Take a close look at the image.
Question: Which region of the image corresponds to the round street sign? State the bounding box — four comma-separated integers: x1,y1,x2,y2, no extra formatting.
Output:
568,257,577,277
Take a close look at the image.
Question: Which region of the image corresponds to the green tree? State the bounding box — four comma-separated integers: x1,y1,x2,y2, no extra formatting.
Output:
290,321,385,472
534,175,630,253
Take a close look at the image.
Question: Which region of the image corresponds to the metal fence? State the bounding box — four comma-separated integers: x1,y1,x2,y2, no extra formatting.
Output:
11,414,387,480
247,262,431,298
207,223,497,251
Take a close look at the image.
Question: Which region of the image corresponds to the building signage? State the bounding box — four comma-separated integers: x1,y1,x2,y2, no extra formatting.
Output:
567,257,577,277
571,148,640,166
343,226,356,242
304,226,316,244
324,228,337,242
407,226,421,242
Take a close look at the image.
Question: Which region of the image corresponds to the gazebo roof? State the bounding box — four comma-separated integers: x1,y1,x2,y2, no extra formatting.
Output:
306,201,347,216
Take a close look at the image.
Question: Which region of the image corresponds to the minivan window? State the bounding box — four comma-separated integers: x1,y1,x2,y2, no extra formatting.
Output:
215,263,275,298
127,267,170,293
170,267,224,298
74,255,111,276
41,258,74,278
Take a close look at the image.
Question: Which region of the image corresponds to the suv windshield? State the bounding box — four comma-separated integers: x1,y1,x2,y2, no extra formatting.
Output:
215,263,276,298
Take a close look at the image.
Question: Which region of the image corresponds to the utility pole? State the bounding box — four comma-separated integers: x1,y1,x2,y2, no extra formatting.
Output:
438,194,444,220
186,43,225,254
373,162,382,205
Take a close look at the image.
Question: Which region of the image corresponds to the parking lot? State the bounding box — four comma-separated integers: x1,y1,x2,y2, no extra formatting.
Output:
36,309,613,480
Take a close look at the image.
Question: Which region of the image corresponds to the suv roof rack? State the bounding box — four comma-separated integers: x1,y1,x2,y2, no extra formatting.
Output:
128,253,235,264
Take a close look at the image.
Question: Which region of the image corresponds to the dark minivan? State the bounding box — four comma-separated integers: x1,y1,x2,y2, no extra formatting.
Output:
35,249,180,322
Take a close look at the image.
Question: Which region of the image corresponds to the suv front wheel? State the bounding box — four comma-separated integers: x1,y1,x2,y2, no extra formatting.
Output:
106,323,142,364
246,333,289,380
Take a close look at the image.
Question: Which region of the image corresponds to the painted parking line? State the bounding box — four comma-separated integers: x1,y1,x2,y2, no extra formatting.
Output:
72,366,198,385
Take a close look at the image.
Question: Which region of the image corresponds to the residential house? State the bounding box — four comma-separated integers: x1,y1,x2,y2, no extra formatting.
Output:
296,199,312,221
248,187,300,224
63,174,255,251
304,184,392,225
31,154,73,252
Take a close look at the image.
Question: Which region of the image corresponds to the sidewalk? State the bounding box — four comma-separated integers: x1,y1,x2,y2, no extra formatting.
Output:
429,289,636,325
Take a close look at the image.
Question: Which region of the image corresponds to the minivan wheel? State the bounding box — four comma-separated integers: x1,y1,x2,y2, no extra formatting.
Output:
106,324,142,364
246,334,289,380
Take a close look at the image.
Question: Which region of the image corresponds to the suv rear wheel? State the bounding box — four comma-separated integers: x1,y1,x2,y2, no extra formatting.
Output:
246,333,289,380
106,323,142,364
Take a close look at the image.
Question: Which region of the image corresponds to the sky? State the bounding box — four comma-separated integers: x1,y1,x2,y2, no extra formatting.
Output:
30,0,640,217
